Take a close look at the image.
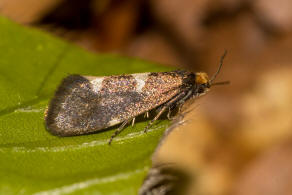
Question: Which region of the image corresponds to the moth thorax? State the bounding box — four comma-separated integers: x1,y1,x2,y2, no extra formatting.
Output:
195,72,209,84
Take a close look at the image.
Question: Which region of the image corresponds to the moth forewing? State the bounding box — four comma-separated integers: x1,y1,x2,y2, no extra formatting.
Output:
45,71,194,139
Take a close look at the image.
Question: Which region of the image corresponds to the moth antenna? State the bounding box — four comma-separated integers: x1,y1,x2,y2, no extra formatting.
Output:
210,50,227,84
211,81,230,86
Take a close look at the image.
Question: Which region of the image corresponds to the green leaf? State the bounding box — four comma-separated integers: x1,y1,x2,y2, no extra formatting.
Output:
0,17,171,194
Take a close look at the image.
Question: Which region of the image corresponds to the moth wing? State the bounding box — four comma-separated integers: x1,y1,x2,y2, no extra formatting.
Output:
45,72,184,136
100,72,184,127
45,75,108,136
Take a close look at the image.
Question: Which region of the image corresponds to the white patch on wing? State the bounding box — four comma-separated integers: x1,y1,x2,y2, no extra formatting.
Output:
86,76,104,93
132,73,149,92
108,118,120,126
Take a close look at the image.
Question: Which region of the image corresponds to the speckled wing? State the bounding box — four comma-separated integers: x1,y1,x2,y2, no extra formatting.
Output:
45,71,187,136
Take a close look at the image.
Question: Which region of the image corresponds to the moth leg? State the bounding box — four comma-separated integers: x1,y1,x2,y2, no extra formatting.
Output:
108,118,131,144
167,107,172,120
178,104,183,113
176,90,193,113
144,106,168,133
144,111,149,118
147,91,194,133
167,101,180,120
144,92,187,133
131,117,136,127
167,90,192,120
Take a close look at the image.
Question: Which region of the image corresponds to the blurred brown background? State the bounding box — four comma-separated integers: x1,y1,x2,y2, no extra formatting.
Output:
1,0,292,194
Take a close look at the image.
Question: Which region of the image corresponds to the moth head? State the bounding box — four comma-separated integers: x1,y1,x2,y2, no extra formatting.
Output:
195,50,229,95
195,72,211,94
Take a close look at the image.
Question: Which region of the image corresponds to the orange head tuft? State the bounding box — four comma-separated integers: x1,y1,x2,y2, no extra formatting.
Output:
195,72,209,85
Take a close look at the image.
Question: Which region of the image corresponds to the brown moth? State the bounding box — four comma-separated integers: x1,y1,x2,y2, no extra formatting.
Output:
45,52,227,144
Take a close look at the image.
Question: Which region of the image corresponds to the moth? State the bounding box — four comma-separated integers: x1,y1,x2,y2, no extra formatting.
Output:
45,52,227,144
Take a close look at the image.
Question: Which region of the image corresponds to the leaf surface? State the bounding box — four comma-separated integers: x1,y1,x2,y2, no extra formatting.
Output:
0,17,170,194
